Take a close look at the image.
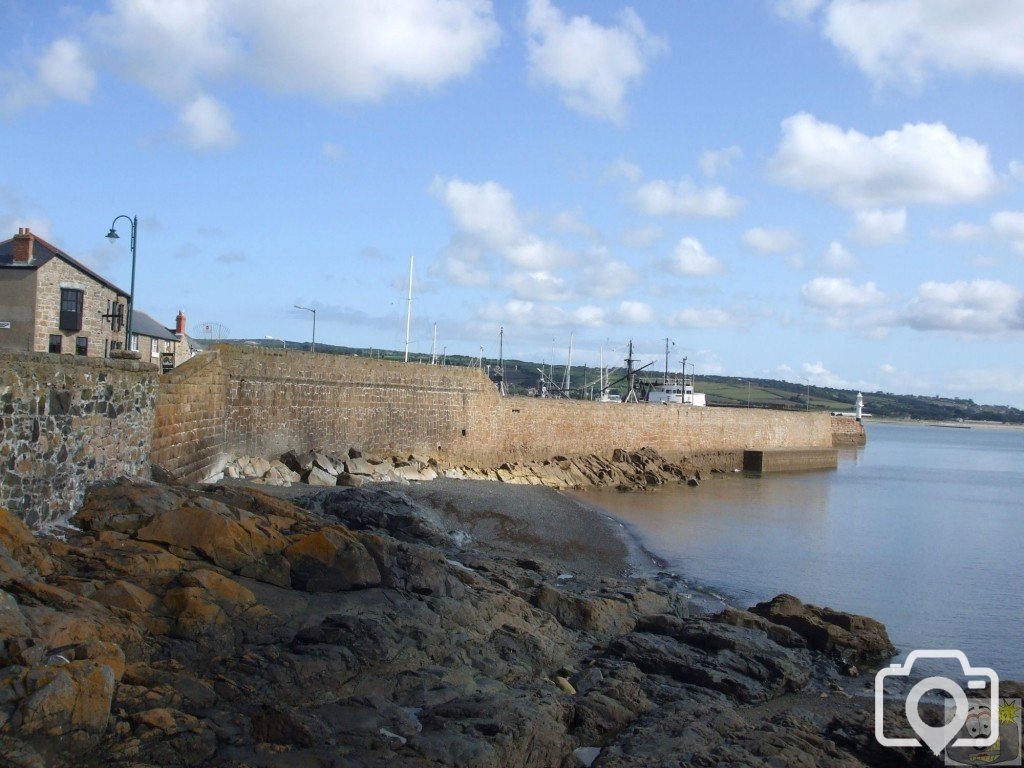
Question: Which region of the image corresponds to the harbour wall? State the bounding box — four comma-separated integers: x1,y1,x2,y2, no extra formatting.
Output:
831,415,867,446
0,350,158,526
151,346,836,482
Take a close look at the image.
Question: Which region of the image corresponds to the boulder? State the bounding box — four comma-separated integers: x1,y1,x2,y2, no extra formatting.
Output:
283,529,381,592
306,466,338,487
134,504,288,573
13,661,116,735
749,593,895,670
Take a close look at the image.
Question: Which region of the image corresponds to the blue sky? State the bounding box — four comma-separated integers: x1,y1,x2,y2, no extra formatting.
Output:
2,0,1023,405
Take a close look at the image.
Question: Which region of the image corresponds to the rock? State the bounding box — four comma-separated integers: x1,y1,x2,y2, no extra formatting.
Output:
554,675,576,694
534,585,636,636
345,457,376,476
283,529,382,592
750,593,895,669
337,472,364,488
306,466,338,486
0,507,34,552
14,661,116,735
134,503,288,572
312,452,340,476
90,580,160,615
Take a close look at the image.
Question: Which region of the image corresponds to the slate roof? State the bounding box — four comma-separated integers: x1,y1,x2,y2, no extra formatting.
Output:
0,232,129,297
130,310,179,342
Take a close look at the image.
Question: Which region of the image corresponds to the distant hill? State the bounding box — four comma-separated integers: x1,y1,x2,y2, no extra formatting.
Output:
227,339,1024,425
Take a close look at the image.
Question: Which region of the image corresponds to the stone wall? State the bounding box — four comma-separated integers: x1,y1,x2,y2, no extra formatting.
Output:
150,350,228,480
0,350,158,526
152,346,836,482
831,415,867,446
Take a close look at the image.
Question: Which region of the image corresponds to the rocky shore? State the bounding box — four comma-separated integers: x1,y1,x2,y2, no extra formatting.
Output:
0,476,969,767
221,446,742,492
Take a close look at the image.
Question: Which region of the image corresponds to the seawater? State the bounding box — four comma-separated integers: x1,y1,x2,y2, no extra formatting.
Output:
574,422,1024,681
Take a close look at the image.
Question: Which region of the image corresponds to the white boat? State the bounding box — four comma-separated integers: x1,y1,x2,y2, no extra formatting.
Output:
646,380,706,406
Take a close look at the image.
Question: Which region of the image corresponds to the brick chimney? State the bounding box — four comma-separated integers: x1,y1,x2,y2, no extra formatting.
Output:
12,228,34,263
175,309,187,336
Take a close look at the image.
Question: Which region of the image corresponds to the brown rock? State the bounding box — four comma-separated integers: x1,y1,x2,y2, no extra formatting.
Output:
283,529,381,592
179,568,256,614
15,661,116,735
90,580,160,615
0,507,34,551
135,505,287,572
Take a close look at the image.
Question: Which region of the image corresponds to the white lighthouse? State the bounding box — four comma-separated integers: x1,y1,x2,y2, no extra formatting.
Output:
855,392,864,422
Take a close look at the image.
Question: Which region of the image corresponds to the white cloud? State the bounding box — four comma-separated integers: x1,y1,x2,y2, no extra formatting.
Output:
478,300,606,328
607,157,642,182
769,113,998,209
669,308,741,329
822,0,1024,87
899,279,1023,333
802,361,848,388
698,145,742,178
577,258,639,299
549,209,600,241
991,210,1024,254
615,300,655,325
431,176,572,270
525,0,665,123
633,178,744,218
669,237,723,276
820,240,858,271
92,0,499,102
1011,161,1024,181
801,277,887,309
742,226,803,254
2,38,95,112
932,221,988,243
850,208,906,246
179,93,237,150
505,270,571,301
773,0,824,21
620,224,663,248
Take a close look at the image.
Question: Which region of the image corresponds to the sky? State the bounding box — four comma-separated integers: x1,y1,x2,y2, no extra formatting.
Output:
2,1,1023,406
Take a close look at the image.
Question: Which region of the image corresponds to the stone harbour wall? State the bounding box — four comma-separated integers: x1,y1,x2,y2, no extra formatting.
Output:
831,415,867,446
151,346,835,482
0,350,158,526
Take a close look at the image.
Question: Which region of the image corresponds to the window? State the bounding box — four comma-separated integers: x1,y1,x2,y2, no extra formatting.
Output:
48,334,62,354
76,337,88,356
105,300,124,332
59,288,84,332
151,338,159,358
130,334,138,352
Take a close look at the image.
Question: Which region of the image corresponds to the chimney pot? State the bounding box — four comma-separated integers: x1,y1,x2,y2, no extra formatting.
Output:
12,228,34,263
175,310,187,336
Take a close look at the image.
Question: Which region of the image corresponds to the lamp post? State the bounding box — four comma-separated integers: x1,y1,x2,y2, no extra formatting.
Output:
739,379,751,408
799,376,810,410
105,215,137,350
294,305,316,353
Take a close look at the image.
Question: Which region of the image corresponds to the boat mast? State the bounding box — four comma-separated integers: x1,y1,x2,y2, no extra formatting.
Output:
563,331,573,393
404,253,414,362
430,322,437,365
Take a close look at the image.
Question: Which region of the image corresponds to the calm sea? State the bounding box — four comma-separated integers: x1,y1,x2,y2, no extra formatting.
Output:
574,422,1024,682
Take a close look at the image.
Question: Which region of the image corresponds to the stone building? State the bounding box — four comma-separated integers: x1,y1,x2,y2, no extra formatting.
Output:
0,227,199,369
0,227,129,357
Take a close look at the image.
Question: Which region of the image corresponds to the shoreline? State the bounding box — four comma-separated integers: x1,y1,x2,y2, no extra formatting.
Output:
1,474,991,766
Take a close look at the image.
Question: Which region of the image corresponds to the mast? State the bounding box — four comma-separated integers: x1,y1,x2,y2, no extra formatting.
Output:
404,253,414,362
563,331,573,393
497,326,506,396
664,337,670,384
430,322,437,365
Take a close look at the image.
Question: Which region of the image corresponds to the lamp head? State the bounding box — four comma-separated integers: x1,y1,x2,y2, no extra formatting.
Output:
105,228,119,243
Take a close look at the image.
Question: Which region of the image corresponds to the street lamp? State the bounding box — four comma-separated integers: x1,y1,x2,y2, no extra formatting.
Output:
739,378,751,408
293,305,316,353
799,376,810,410
105,215,137,349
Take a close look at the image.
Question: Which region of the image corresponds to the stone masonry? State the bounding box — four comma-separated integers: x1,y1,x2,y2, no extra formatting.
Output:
0,350,157,526
32,256,127,357
152,345,837,483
